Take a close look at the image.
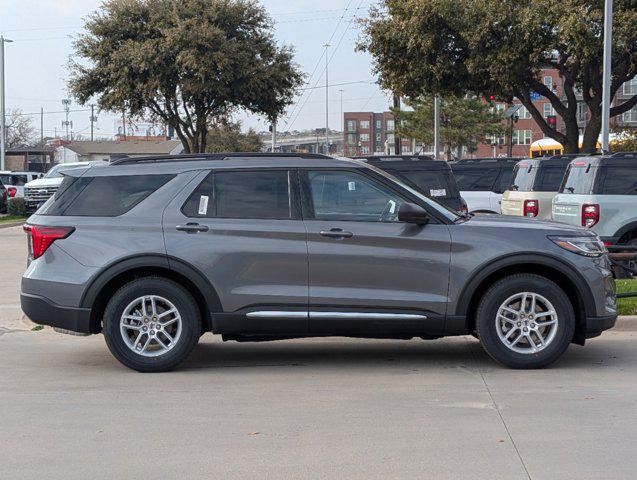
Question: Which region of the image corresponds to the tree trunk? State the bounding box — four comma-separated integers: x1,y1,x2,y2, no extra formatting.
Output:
562,119,581,154
582,113,602,153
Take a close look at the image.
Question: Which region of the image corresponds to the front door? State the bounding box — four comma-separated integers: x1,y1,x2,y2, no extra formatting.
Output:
301,169,452,335
163,169,308,334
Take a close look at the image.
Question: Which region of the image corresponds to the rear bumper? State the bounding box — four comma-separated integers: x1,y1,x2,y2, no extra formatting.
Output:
21,293,93,334
585,313,617,338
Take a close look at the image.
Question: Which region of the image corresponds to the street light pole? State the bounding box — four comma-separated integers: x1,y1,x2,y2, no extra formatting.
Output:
434,94,441,160
324,43,330,155
601,0,613,153
0,36,14,171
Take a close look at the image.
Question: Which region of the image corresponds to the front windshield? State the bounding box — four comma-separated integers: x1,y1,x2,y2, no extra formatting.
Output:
45,164,87,179
362,162,461,222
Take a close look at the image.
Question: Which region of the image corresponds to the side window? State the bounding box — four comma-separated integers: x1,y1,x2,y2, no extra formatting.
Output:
183,170,292,219
44,175,174,216
494,168,514,193
453,168,499,191
307,170,406,222
600,167,637,195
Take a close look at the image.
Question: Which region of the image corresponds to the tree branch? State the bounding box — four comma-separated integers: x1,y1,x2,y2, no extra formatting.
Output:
610,94,637,117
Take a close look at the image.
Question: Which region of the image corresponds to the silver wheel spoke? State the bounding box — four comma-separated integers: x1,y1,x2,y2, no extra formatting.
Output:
120,295,182,358
495,291,558,355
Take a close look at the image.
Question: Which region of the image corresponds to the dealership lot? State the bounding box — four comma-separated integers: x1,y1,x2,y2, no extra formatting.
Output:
2,225,637,479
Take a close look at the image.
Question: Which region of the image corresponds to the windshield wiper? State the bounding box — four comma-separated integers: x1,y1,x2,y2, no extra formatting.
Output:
565,187,575,193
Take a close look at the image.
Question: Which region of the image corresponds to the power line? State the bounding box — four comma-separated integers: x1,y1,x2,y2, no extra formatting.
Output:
286,0,366,131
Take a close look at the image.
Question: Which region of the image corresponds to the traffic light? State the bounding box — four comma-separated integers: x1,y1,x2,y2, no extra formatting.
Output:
547,115,557,130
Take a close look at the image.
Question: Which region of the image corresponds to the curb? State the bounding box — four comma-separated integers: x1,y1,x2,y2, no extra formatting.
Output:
0,221,25,229
614,315,637,331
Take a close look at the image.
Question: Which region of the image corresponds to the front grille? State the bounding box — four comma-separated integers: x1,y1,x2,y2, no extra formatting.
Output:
25,186,58,203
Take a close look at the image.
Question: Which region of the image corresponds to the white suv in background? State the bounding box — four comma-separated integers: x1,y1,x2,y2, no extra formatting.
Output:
501,155,574,220
23,162,94,210
553,154,637,246
449,158,520,214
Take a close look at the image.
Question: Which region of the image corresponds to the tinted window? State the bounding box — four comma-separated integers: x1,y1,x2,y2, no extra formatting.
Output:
561,165,597,194
453,167,499,191
534,165,567,192
184,171,291,219
42,175,174,216
391,169,459,199
510,163,536,191
494,167,515,193
308,170,405,222
600,166,637,195
0,174,27,186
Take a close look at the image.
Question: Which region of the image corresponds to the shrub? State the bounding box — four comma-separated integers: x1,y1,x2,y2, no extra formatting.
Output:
7,197,27,217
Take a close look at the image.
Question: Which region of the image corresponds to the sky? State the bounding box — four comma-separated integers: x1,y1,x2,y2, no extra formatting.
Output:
0,0,390,140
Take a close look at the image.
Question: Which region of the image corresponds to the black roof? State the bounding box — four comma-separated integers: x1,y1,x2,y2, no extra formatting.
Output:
449,157,523,168
611,152,637,159
110,152,332,165
516,155,580,167
353,155,451,170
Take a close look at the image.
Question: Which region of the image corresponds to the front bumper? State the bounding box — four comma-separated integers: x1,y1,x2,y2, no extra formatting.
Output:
21,293,93,334
585,313,617,338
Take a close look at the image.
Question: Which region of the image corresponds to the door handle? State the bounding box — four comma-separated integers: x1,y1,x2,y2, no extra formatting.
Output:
319,228,353,239
176,223,209,233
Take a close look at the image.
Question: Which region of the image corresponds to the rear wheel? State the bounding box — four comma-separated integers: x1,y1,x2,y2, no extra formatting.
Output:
476,274,575,369
103,277,201,372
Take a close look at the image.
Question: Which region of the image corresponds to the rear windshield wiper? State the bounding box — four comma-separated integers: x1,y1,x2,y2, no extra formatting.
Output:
565,187,575,193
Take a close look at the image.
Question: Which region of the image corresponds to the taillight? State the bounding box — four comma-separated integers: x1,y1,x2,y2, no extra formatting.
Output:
582,204,600,228
523,200,539,218
7,187,17,198
23,224,75,259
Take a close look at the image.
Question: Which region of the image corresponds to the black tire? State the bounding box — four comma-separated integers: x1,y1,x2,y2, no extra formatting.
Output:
476,274,575,369
103,277,201,372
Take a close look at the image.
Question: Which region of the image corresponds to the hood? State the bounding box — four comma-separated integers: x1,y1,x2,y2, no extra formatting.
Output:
461,214,593,236
24,177,64,188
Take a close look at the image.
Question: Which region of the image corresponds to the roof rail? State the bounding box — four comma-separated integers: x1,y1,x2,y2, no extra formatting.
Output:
110,152,332,165
453,157,523,163
611,152,637,158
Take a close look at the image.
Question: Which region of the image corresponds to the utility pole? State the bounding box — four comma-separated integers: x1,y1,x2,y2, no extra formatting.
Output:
0,36,13,171
89,104,97,141
323,43,330,155
40,107,44,145
393,94,402,155
61,99,72,141
601,0,613,153
434,94,441,160
121,110,126,139
339,89,344,133
271,118,276,153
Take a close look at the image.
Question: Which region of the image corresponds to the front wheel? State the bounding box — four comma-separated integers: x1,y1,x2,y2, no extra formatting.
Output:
103,277,201,372
476,274,575,369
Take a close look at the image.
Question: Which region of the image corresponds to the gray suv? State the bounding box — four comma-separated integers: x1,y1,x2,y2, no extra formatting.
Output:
21,154,617,372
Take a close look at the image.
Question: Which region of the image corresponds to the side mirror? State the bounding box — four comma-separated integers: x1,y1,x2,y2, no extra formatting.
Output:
397,203,430,225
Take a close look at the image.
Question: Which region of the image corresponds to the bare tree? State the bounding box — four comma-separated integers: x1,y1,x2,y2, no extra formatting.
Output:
4,109,37,148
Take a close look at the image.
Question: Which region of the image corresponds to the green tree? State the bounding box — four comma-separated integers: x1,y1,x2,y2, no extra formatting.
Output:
394,95,504,158
205,118,263,152
360,0,637,153
611,125,637,152
70,0,303,153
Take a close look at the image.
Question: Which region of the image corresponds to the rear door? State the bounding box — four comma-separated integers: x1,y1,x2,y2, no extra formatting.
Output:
552,163,598,227
163,169,309,334
301,168,451,335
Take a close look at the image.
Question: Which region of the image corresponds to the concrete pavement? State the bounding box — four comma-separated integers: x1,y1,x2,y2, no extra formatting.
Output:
2,226,637,479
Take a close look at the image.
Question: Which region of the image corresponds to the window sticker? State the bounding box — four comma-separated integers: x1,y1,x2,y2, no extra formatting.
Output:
198,195,209,215
430,188,446,197
348,181,356,191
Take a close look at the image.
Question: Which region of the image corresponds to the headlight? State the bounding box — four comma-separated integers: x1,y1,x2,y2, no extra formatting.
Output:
548,235,607,257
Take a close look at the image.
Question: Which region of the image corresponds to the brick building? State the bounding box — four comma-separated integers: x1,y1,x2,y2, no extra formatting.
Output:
343,112,415,156
474,69,637,158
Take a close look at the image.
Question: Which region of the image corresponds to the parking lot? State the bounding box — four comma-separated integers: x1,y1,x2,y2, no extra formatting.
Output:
2,224,637,480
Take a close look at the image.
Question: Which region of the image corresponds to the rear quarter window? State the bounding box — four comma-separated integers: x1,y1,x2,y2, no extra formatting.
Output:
599,166,637,195
40,174,174,216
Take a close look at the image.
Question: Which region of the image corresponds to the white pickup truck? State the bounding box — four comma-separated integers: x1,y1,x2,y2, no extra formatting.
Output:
23,162,93,211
